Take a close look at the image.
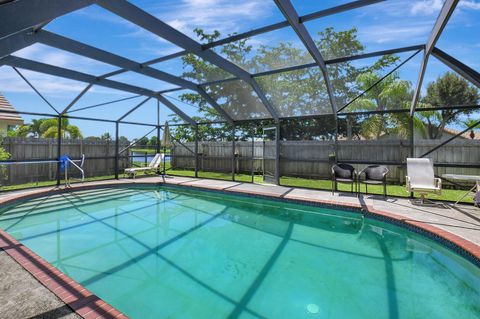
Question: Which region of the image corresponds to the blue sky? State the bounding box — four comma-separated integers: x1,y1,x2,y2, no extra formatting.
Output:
0,0,479,139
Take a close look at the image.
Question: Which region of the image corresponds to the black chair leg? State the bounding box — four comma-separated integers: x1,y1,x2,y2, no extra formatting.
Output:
384,182,387,199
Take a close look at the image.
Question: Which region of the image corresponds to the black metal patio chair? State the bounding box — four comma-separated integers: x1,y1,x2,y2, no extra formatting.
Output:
331,163,357,195
358,165,389,199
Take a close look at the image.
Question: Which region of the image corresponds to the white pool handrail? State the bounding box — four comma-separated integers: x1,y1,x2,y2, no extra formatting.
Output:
65,155,85,187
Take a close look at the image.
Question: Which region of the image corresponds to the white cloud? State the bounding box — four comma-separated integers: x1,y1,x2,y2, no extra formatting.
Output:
410,0,444,16
0,66,85,94
14,43,116,74
410,0,480,16
359,21,434,44
154,0,277,38
459,0,480,10
0,44,122,95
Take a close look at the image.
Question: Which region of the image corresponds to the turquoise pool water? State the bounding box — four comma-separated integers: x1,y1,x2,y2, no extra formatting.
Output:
0,186,479,319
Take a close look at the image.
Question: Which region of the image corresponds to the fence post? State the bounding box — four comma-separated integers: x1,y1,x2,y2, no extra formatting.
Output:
409,114,414,198
56,115,62,187
334,115,339,164
275,121,280,185
163,133,167,175
194,124,198,178
157,101,161,175
251,135,254,183
115,122,119,180
409,115,415,158
231,124,235,181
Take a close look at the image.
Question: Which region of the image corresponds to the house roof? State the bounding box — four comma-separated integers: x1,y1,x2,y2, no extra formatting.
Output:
443,127,480,140
0,92,24,126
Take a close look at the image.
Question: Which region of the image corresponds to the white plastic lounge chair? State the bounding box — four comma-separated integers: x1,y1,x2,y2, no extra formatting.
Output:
125,153,163,178
406,158,441,204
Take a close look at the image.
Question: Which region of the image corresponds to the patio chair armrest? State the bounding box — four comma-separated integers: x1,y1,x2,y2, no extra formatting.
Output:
382,168,389,178
354,169,361,182
357,168,365,176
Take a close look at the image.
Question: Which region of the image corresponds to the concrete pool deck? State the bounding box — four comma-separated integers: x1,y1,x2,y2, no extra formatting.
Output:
0,176,479,318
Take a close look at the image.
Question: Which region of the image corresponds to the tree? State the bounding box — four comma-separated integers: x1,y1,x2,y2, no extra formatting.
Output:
119,136,129,144
463,118,479,139
135,136,149,147
170,27,397,141
349,70,415,139
147,136,159,148
418,72,479,139
0,146,9,161
11,117,82,139
100,132,111,141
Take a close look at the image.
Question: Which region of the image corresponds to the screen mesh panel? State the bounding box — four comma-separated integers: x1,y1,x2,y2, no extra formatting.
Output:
256,66,332,118
204,80,272,121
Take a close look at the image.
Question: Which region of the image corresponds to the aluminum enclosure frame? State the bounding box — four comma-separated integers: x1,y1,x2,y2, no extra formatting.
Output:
0,0,478,191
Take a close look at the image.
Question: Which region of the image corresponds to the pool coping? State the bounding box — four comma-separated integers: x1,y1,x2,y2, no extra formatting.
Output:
0,180,479,319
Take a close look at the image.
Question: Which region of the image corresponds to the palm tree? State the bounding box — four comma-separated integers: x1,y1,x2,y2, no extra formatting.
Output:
349,71,424,139
463,118,479,139
11,117,82,139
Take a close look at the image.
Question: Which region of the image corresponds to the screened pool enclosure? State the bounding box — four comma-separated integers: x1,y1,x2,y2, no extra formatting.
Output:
0,0,479,201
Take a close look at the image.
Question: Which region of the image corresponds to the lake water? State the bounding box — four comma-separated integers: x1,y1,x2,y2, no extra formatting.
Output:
131,152,171,163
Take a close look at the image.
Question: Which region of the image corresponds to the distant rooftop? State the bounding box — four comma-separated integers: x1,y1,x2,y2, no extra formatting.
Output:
0,92,24,126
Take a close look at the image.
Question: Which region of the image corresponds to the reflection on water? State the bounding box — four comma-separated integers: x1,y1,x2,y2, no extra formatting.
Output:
0,186,479,319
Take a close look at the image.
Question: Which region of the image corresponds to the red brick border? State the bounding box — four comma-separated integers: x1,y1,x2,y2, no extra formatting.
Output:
0,179,479,319
0,226,128,319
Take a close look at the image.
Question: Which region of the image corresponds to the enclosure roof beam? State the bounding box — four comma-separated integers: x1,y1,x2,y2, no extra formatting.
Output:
157,95,196,126
195,87,234,124
274,0,338,117
35,30,234,124
0,0,95,39
141,0,385,66
36,30,197,90
410,0,459,115
96,0,279,121
0,28,39,59
117,97,151,122
0,55,196,125
61,84,93,115
432,48,480,89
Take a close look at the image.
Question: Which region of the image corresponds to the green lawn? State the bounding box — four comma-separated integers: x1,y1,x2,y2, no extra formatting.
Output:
1,165,474,204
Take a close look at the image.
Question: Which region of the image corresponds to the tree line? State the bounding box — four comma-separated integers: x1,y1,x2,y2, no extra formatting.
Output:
168,27,478,141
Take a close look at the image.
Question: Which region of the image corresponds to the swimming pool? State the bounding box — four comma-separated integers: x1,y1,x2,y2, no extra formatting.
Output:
0,185,479,319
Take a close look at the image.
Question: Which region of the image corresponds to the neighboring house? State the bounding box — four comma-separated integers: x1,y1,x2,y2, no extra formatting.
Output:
339,124,480,141
376,126,480,141
442,127,480,140
0,92,23,135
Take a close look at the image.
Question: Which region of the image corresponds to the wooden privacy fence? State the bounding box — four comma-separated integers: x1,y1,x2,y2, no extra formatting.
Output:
171,139,480,184
1,137,130,185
